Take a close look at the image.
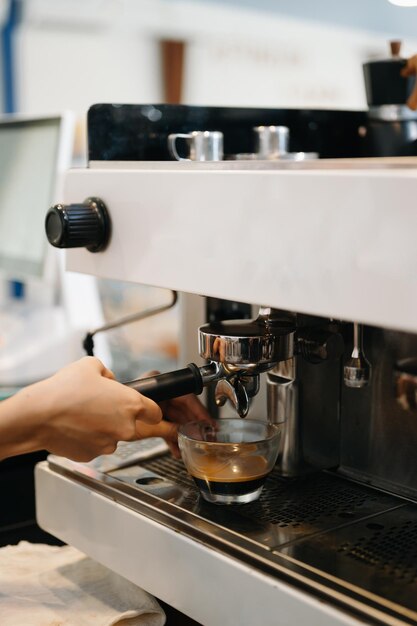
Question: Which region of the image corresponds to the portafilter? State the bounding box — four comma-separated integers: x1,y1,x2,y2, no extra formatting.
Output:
125,309,295,417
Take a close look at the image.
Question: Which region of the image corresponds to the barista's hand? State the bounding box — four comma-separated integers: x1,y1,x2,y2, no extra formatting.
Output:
401,55,417,110
0,357,162,463
135,420,181,459
139,370,215,458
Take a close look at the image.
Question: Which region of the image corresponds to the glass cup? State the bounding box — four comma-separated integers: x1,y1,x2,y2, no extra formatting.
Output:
178,419,281,504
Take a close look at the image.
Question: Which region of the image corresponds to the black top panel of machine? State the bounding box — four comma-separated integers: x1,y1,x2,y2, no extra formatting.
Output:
87,103,370,162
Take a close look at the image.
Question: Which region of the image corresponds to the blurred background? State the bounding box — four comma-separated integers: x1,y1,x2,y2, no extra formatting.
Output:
3,0,417,120
1,0,417,379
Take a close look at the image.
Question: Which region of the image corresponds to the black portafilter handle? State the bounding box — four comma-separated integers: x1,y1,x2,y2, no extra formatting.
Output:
124,363,204,403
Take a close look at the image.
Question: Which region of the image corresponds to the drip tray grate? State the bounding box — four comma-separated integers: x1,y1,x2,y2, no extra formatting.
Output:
138,455,401,547
138,456,417,616
279,505,417,614
63,453,417,621
337,517,417,583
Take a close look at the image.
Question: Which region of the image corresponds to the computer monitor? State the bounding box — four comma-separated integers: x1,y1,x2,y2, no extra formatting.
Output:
0,114,74,291
0,113,110,386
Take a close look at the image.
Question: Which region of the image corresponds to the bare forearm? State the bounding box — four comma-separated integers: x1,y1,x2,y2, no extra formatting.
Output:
0,358,163,463
0,384,47,460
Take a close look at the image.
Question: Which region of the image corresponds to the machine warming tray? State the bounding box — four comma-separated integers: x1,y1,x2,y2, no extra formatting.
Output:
45,454,417,625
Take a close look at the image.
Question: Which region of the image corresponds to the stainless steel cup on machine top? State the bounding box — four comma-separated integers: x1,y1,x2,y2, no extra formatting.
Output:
168,130,224,162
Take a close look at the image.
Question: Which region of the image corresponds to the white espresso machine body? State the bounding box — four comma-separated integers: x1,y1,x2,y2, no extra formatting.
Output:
37,104,417,626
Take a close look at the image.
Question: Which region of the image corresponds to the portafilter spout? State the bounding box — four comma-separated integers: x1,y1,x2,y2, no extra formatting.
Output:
124,311,295,417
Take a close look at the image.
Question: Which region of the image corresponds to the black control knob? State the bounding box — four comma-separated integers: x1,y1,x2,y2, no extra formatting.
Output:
45,197,111,252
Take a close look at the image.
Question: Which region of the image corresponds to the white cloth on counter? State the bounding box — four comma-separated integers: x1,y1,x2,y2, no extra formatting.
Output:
0,541,166,626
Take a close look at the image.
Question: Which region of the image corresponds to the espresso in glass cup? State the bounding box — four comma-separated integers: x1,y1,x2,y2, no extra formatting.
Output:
178,419,281,504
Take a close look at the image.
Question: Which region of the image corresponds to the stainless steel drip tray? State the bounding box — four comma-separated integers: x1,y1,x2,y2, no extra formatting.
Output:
279,506,417,621
47,454,417,625
128,455,402,550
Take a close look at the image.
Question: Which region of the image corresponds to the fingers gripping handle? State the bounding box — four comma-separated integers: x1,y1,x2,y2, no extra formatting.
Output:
125,363,204,402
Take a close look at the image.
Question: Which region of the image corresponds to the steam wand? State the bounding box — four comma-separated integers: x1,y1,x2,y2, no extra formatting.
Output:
344,322,372,388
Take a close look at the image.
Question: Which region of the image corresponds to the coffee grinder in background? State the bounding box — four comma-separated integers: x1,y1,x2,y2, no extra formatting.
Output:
363,40,417,156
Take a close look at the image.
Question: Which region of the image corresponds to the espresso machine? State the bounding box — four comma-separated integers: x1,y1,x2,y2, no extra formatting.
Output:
36,103,417,626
